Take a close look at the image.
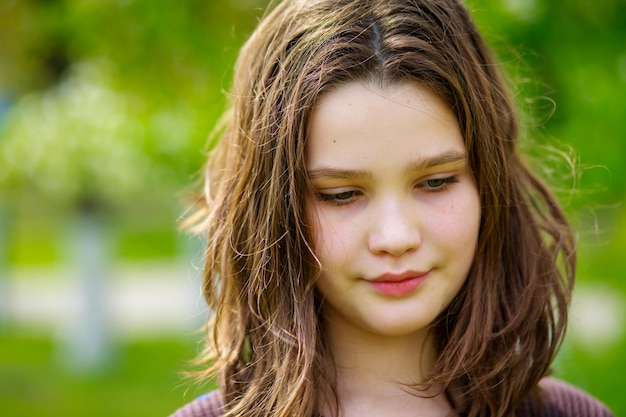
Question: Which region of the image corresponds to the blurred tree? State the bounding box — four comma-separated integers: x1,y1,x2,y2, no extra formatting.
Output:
0,0,270,212
0,0,269,372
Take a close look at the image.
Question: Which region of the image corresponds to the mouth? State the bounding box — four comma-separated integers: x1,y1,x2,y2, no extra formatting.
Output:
367,270,429,297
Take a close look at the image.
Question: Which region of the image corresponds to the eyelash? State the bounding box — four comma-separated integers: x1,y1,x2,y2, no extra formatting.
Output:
315,175,459,206
316,190,362,206
418,175,459,192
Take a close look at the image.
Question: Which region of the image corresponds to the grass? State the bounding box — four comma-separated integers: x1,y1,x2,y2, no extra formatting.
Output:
0,332,215,417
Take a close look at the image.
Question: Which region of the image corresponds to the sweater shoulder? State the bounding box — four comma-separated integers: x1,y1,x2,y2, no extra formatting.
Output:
516,378,614,417
168,390,224,417
166,380,614,417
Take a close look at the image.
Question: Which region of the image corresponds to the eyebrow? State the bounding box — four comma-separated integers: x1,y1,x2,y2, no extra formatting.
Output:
307,149,466,181
402,150,466,175
307,167,373,181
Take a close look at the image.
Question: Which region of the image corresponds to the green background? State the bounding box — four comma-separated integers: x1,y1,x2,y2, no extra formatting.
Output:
1,0,624,415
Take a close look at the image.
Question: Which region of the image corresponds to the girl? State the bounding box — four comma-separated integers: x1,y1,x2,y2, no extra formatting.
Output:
171,0,613,416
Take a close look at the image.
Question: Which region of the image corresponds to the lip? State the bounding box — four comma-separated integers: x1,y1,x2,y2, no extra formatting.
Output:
367,270,429,297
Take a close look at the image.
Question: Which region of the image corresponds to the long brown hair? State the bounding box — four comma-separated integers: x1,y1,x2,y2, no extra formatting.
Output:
187,1,576,416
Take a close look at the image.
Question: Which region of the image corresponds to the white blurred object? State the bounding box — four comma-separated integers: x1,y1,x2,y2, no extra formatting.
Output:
6,259,205,338
569,283,625,354
56,211,113,373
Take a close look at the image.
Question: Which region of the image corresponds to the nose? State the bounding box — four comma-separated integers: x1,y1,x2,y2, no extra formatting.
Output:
367,198,422,257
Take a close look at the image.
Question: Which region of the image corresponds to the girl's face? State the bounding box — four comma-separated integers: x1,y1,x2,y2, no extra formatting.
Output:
305,81,481,340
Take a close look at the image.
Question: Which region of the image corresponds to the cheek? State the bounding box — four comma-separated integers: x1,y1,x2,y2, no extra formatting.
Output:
432,192,481,258
305,202,333,262
305,200,325,249
305,204,356,268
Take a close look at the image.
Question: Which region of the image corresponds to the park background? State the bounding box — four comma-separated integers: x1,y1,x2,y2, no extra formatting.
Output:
0,0,624,415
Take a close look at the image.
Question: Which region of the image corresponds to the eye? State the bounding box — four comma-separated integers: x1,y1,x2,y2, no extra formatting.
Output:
419,176,459,192
316,190,360,205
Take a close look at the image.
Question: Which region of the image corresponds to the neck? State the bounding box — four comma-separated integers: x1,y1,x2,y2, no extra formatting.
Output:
331,326,435,387
321,320,454,417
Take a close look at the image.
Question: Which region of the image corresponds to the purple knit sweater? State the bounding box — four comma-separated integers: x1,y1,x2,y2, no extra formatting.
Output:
168,378,614,417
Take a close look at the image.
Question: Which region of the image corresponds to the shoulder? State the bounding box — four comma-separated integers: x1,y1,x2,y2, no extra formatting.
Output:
168,390,224,417
515,378,614,417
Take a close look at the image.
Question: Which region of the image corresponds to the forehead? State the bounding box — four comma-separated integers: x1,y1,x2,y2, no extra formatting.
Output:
306,81,464,171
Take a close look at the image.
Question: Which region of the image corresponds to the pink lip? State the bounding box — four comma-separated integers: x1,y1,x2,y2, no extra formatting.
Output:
367,271,429,297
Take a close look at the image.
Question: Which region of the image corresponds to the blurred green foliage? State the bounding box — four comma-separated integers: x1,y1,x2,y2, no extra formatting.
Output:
0,0,268,213
469,0,626,200
0,0,624,415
